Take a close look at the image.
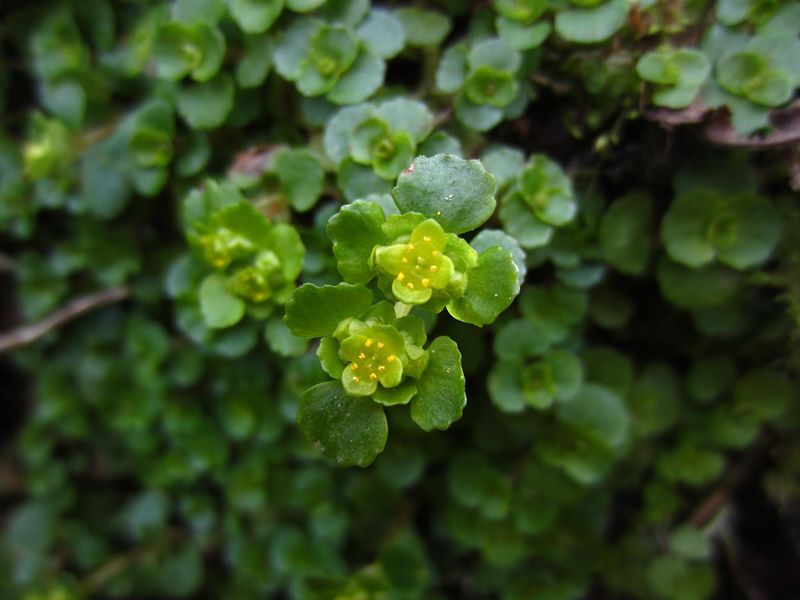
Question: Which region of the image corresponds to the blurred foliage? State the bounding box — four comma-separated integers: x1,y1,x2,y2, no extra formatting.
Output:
1,0,799,599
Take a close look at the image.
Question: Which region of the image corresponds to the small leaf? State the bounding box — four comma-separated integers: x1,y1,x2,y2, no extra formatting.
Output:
356,9,405,59
554,0,627,44
274,148,324,212
284,282,373,337
600,191,654,275
410,336,466,431
454,93,504,131
265,316,308,357
470,229,527,286
557,384,630,450
236,34,274,88
297,381,388,467
436,43,468,93
658,259,740,309
499,192,553,248
327,200,386,283
176,74,235,130
392,154,496,234
230,0,285,34
327,51,385,105
394,7,451,47
199,273,246,329
448,246,519,326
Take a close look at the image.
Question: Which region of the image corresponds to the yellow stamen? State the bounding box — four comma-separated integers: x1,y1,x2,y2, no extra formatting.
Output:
353,376,360,383
397,272,405,281
422,278,430,288
370,373,378,381
378,365,385,371
407,243,415,250
406,282,414,289
423,236,431,242
430,265,438,272
365,339,373,347
387,355,396,362
401,257,408,263
358,352,366,359
352,364,358,370
377,342,385,349
432,250,439,256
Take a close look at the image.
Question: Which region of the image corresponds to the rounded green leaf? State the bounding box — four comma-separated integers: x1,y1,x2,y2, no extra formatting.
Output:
236,34,274,88
324,104,374,165
453,93,505,131
496,18,551,51
713,193,781,269
554,0,627,44
356,9,405,59
327,200,386,283
661,189,720,268
470,229,527,286
297,381,388,467
628,363,682,437
410,336,466,431
327,51,385,105
337,158,393,201
464,67,519,108
489,360,527,413
733,367,797,423
230,0,284,34
557,384,630,450
284,282,373,337
392,154,497,234
274,148,324,212
447,246,519,326
265,316,308,357
716,51,767,95
374,98,434,143
199,273,246,329
494,0,548,23
176,74,235,130
468,38,521,73
274,18,321,80
436,43,469,94
657,259,740,309
636,50,681,85
499,192,553,248
687,355,736,403
394,7,451,47
600,191,654,275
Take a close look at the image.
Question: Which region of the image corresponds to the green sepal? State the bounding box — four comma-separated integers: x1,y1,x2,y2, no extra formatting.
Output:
327,200,386,283
392,154,497,234
410,336,466,431
317,336,346,378
284,282,373,337
448,246,519,327
297,381,388,467
373,379,418,406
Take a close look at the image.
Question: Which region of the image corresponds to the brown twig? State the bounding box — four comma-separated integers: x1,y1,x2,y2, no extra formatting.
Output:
689,435,772,528
0,287,130,354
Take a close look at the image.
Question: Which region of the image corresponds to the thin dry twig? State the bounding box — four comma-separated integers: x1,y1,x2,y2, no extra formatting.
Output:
689,435,772,528
0,287,130,354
